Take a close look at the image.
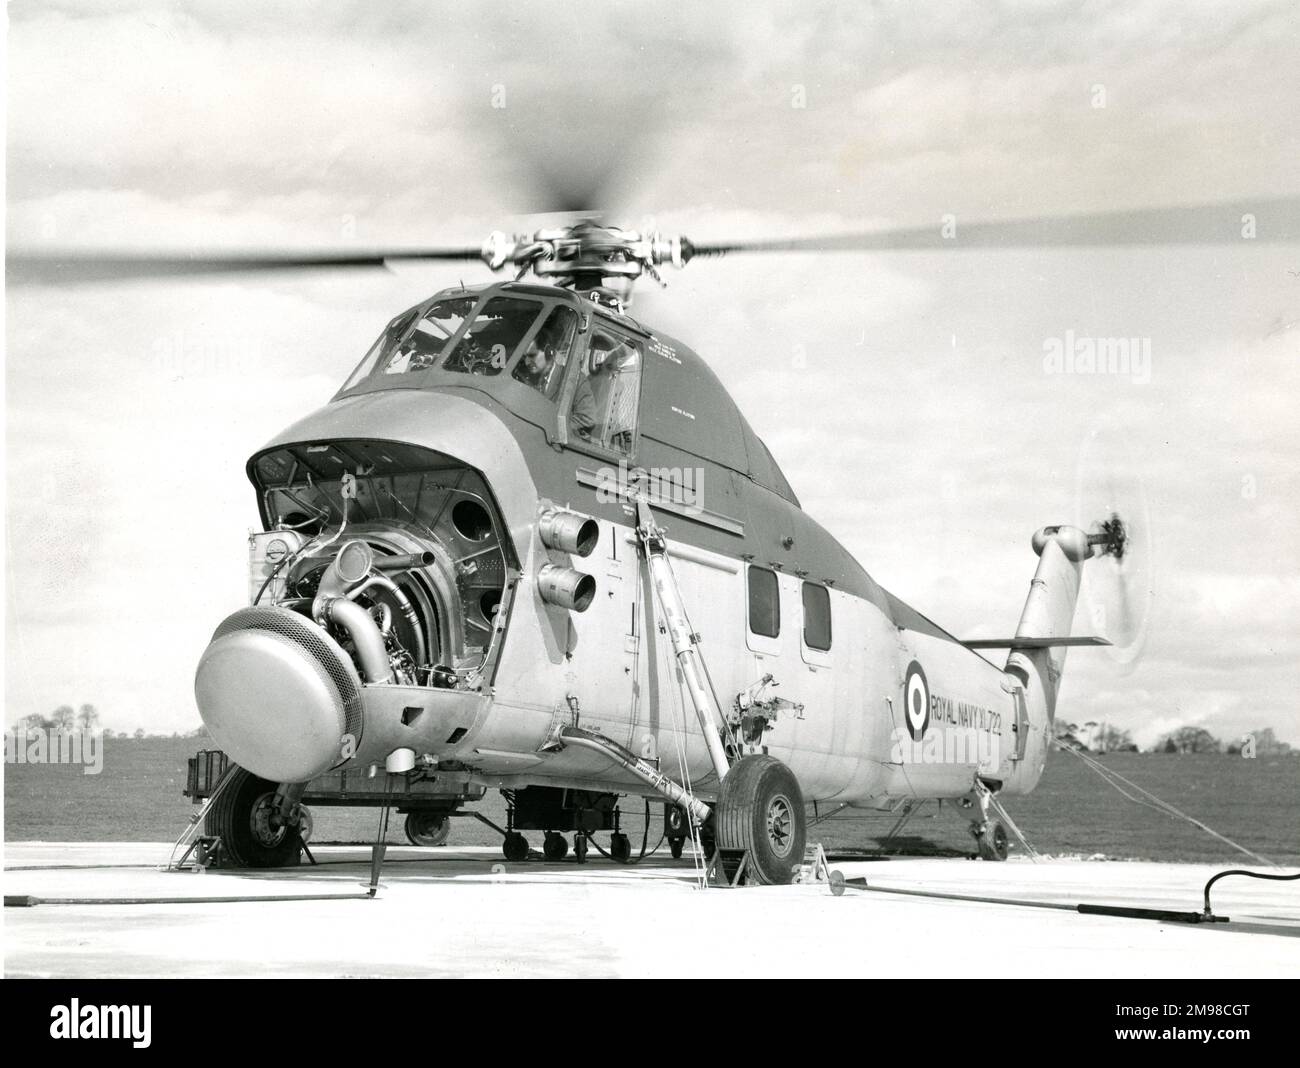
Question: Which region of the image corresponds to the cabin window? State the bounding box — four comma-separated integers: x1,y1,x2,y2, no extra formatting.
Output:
570,329,643,455
802,582,832,651
748,565,780,638
512,305,579,400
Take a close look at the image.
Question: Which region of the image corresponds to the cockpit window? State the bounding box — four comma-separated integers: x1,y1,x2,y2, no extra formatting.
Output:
442,297,545,376
384,297,476,375
512,305,579,400
340,307,420,391
338,293,579,400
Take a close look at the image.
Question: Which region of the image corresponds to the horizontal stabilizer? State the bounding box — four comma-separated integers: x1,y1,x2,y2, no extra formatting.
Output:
962,636,1113,649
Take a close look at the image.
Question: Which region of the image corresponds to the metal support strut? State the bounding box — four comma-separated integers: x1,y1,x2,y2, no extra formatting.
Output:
634,497,731,782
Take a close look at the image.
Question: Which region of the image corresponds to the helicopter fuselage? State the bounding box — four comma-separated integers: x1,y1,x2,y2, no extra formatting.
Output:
196,280,1073,817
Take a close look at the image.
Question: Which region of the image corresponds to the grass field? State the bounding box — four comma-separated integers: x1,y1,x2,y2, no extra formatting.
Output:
5,737,1297,864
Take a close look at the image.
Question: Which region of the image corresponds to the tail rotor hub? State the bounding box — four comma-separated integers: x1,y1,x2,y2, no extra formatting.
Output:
1088,513,1128,561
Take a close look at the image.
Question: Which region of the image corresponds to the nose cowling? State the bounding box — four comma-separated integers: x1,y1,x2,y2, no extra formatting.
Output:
195,606,364,783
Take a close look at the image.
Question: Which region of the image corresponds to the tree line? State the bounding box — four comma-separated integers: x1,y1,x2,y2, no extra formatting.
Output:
1055,721,1295,755
11,706,206,740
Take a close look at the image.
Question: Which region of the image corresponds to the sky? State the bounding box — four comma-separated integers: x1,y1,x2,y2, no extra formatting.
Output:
5,0,1299,747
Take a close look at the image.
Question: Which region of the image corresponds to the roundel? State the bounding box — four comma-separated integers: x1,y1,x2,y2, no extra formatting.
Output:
903,661,930,741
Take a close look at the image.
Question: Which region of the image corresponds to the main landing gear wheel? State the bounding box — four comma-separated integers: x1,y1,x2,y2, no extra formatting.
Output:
714,755,806,885
975,819,1009,861
405,811,451,847
573,833,589,863
669,838,685,859
502,832,529,862
543,832,569,861
610,832,632,862
204,765,303,869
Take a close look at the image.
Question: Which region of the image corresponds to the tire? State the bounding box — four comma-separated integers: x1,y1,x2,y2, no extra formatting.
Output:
713,755,806,885
204,765,302,868
543,832,569,861
976,819,1009,861
405,810,451,847
610,832,632,863
669,838,685,859
502,832,529,862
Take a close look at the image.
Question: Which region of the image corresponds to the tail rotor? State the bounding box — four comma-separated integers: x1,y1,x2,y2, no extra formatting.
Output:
1076,430,1155,673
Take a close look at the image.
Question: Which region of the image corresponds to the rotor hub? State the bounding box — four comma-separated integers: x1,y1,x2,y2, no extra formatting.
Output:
480,220,689,296
1088,512,1128,561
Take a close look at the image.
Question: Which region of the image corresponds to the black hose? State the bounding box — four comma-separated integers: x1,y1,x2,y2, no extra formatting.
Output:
1203,868,1300,918
583,800,665,864
6,892,372,907
843,869,1300,926
252,552,293,605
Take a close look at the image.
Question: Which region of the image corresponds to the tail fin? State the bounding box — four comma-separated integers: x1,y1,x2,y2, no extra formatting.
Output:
1005,525,1098,722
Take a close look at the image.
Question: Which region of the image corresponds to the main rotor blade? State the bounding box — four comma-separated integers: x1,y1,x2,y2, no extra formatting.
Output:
6,247,483,285
686,197,1300,258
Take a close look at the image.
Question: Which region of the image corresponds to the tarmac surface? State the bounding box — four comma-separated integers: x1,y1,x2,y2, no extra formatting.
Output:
5,841,1299,977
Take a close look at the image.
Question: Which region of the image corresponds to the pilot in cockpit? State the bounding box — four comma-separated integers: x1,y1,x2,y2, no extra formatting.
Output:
513,313,596,439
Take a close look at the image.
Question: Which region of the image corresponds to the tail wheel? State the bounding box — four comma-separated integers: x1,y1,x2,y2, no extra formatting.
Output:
713,755,806,885
976,819,1009,861
204,765,303,868
404,810,451,847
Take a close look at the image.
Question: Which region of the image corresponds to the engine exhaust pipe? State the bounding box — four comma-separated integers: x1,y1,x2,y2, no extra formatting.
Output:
373,551,436,573
321,598,392,683
538,564,596,612
539,509,599,558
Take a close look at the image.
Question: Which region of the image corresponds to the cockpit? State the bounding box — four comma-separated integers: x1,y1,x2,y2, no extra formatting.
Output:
338,287,644,458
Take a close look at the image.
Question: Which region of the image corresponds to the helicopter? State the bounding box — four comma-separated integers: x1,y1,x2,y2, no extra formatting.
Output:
12,195,1297,884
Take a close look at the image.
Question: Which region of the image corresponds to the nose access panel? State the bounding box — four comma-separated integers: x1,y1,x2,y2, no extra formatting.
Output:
195,606,364,783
